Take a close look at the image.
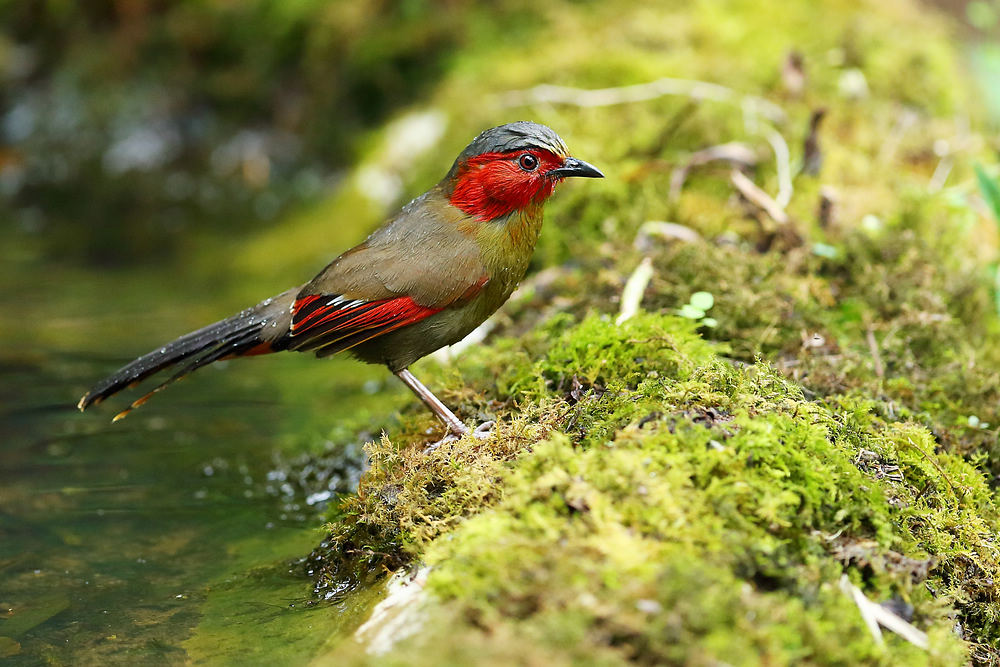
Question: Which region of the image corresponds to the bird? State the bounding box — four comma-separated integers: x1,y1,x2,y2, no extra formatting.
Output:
77,121,603,439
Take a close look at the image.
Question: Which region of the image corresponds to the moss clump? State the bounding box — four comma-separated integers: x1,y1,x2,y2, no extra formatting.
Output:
312,314,1000,663
296,0,1000,662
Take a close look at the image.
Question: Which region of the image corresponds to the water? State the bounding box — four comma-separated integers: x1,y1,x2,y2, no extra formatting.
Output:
0,240,405,663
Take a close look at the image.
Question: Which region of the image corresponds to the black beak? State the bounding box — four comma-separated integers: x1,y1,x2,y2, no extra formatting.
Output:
548,156,604,179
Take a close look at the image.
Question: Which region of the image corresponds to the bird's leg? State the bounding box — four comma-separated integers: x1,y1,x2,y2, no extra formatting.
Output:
394,368,468,437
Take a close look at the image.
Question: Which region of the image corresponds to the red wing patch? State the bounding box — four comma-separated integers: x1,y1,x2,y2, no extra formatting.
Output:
288,293,441,354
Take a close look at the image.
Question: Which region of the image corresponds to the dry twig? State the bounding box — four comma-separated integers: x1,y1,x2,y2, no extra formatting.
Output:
763,129,793,207
730,170,789,225
800,108,827,177
616,257,655,326
669,142,758,199
499,77,786,123
865,326,885,379
902,436,958,500
502,77,795,209
634,221,702,252
840,575,929,650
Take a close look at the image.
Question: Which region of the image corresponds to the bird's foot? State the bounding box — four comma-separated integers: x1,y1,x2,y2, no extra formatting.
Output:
423,432,460,454
423,421,495,454
471,420,495,439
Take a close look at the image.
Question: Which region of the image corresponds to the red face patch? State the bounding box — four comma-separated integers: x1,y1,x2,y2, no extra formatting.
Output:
449,149,565,221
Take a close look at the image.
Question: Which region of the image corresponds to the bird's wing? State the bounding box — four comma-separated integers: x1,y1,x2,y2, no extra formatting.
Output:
285,293,445,355
287,194,489,355
303,193,489,306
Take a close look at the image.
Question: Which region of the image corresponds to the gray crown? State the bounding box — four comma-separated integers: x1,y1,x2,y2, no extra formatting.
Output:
447,122,569,177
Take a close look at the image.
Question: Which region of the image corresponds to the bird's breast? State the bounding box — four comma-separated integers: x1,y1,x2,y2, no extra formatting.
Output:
476,205,544,283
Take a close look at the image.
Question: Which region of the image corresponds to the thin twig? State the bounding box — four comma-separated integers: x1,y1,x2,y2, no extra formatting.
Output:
502,77,795,209
840,575,929,650
903,436,958,500
499,78,786,123
669,142,758,199
800,108,827,178
842,576,884,645
763,128,793,208
865,326,885,379
634,221,702,252
928,156,953,192
929,117,975,192
617,257,655,325
730,170,789,224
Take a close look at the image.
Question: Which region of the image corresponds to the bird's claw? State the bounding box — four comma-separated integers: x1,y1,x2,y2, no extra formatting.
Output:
423,432,460,454
472,420,495,439
423,421,495,454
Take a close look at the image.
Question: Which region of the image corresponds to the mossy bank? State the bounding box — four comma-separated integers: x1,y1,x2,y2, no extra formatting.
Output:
290,0,1000,663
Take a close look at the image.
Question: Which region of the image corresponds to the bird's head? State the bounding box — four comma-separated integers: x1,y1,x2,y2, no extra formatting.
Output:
445,121,603,222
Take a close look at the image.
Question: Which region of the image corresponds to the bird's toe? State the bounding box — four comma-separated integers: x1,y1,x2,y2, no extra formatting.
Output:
472,421,495,439
423,432,461,454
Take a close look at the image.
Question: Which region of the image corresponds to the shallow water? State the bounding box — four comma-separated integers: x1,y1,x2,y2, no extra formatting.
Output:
0,240,405,663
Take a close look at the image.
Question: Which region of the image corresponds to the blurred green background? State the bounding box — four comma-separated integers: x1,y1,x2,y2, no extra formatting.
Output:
1,0,541,265
2,0,1000,663
1,0,997,271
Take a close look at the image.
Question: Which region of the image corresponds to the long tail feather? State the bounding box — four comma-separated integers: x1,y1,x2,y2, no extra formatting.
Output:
78,289,296,418
108,328,264,421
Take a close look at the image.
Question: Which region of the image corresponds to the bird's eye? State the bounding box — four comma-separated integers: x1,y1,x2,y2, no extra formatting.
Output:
518,153,538,171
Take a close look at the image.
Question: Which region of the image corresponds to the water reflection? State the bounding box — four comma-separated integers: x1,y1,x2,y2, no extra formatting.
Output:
0,302,394,662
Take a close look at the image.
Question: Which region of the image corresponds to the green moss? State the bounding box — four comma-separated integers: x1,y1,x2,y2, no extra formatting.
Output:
292,0,1000,662
311,314,999,663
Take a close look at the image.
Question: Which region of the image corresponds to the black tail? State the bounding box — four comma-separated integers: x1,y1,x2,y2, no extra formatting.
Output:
78,288,296,421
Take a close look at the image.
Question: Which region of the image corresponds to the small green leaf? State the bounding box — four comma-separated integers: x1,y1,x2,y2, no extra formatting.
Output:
812,242,838,259
689,291,714,311
974,164,1000,224
678,304,705,319
700,317,718,328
